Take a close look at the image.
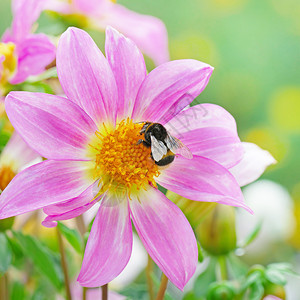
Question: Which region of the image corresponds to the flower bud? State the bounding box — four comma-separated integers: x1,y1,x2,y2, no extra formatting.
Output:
207,282,236,300
264,282,286,299
195,204,237,255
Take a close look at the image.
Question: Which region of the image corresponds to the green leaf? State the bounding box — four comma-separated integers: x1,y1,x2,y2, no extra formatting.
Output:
21,82,54,94
267,262,299,276
0,131,10,151
265,269,287,285
227,253,248,278
194,258,217,297
87,216,95,233
197,240,204,262
57,222,83,254
0,233,12,274
238,221,262,248
5,234,25,268
13,231,63,290
183,291,202,300
119,283,149,300
10,281,26,300
243,270,263,289
248,282,264,300
26,68,58,82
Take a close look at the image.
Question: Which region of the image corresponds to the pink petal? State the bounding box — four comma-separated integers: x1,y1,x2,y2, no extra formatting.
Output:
176,128,243,168
105,27,147,120
263,296,282,300
165,103,238,135
10,34,56,84
73,0,105,14
132,60,213,123
43,181,99,216
78,195,132,287
129,186,198,290
5,91,97,160
10,0,45,40
0,131,40,172
57,27,118,125
230,142,276,187
43,0,72,14
165,104,244,168
156,156,252,212
97,4,169,66
0,160,94,219
42,198,98,228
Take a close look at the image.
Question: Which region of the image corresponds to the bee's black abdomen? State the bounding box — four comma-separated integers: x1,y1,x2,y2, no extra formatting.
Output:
155,155,175,166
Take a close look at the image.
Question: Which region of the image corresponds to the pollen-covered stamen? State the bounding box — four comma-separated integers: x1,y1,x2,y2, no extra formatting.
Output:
0,42,17,85
90,119,160,194
0,165,15,191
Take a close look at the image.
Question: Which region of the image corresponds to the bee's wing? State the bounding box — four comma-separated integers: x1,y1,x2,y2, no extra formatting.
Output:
150,135,168,162
165,133,193,159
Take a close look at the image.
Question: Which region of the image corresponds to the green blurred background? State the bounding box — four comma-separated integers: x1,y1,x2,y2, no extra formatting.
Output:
0,0,299,200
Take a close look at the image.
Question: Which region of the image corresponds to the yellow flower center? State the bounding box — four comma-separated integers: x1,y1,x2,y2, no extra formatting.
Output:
0,165,15,191
89,119,160,196
0,42,17,86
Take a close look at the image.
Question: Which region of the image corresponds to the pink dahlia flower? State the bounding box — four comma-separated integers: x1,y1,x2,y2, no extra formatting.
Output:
44,0,169,65
0,0,56,88
1,27,252,290
0,131,40,191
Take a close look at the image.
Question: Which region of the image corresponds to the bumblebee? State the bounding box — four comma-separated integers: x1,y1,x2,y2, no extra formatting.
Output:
138,122,193,166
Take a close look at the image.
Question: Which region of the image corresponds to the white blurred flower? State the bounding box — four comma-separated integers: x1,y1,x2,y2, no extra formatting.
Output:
237,179,295,253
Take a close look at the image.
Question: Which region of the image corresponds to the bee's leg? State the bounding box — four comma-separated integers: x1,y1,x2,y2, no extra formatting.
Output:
137,139,150,148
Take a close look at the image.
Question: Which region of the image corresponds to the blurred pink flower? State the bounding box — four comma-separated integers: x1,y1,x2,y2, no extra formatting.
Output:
0,131,40,191
263,296,283,300
1,27,252,290
0,0,56,87
44,0,169,65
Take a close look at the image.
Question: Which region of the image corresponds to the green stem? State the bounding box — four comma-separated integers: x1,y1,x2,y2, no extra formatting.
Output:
57,227,72,300
102,284,108,300
75,215,86,237
218,255,228,281
75,215,87,300
155,273,168,300
0,274,8,300
146,255,154,300
82,287,87,300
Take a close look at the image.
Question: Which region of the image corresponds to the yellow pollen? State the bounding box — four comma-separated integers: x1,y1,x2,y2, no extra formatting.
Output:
89,119,160,195
0,165,15,191
0,42,17,88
